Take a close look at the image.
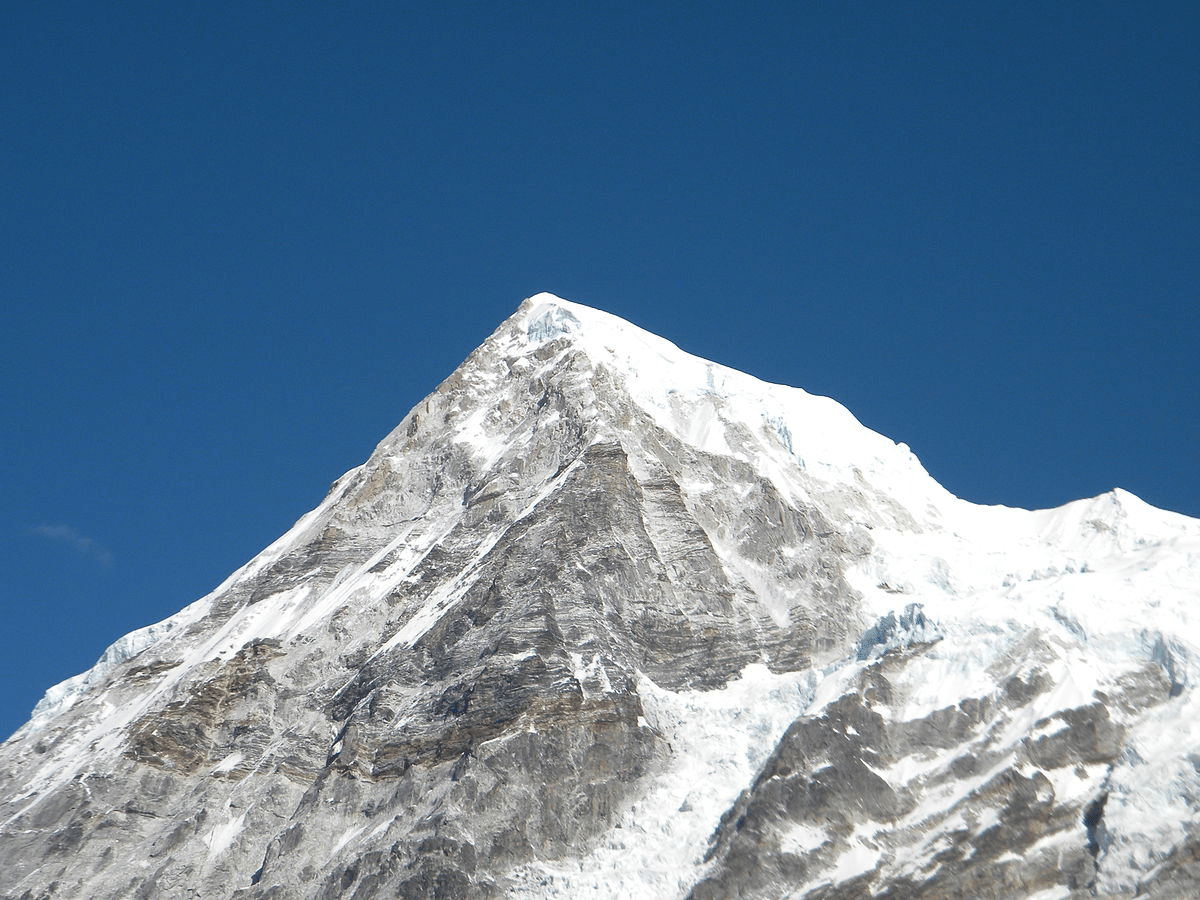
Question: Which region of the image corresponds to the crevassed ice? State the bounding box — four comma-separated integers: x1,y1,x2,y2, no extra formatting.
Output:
526,302,580,343
30,618,180,722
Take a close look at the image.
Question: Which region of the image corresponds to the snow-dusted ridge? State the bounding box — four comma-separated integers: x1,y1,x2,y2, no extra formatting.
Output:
520,294,949,516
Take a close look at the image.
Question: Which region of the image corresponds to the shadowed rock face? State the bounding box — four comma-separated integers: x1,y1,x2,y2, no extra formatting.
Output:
3,296,1200,899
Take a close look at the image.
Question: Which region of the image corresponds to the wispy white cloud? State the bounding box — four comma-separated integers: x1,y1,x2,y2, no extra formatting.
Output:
28,524,114,566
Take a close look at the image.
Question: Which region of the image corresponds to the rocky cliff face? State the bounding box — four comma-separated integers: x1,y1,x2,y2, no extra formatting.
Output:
3,294,1200,899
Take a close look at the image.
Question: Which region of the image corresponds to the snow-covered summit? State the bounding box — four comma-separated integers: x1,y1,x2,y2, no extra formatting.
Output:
511,293,953,523
4,292,1200,900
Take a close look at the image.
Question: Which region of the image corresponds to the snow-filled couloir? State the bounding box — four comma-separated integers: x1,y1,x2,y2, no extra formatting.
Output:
2,292,1200,900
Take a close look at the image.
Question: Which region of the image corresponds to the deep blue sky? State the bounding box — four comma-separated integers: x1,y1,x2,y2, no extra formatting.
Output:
2,3,1197,739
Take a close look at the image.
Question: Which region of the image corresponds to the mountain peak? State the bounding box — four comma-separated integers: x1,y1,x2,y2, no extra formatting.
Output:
3,293,1200,899
516,292,628,348
515,292,689,366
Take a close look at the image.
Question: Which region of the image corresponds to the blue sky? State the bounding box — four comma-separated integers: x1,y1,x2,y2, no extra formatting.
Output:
2,2,1197,739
